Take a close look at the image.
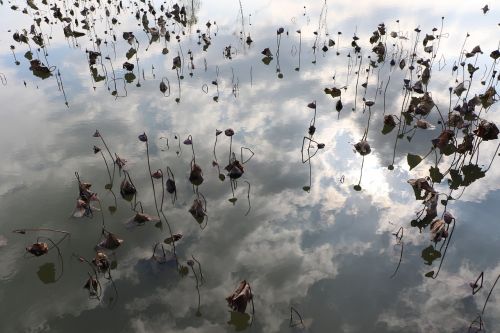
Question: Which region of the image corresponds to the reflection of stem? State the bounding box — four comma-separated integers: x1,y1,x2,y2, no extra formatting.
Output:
248,283,256,325
144,139,178,267
390,242,404,279
189,265,201,314
160,174,165,211
192,255,204,284
244,181,251,216
290,306,305,328
100,151,113,186
241,147,254,164
145,139,161,221
481,273,500,315
357,156,365,187
431,218,456,279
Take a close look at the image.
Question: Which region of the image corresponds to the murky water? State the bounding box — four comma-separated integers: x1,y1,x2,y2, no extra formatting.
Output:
0,0,499,332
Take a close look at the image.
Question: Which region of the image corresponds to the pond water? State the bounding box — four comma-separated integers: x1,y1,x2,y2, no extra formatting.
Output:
0,0,499,332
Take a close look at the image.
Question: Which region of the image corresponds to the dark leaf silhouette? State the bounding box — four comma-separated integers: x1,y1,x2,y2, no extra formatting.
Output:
474,120,499,140
189,164,204,186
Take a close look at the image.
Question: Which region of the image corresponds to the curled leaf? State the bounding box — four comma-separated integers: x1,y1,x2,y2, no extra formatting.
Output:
26,242,48,256
354,140,371,156
226,280,253,313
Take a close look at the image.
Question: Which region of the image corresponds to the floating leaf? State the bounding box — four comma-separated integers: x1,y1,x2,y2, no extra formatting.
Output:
37,263,56,284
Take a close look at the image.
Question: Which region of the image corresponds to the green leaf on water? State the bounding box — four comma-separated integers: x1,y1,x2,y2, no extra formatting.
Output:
425,271,435,278
37,262,56,284
407,153,422,170
302,186,310,192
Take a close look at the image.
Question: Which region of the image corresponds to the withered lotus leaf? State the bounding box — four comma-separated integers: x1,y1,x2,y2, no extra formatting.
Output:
164,233,182,244
115,155,127,169
151,169,163,179
261,48,272,57
430,219,447,242
166,178,176,194
457,134,474,154
189,164,204,186
83,276,99,295
98,233,123,250
92,251,110,271
225,160,244,179
474,120,499,141
26,242,49,256
189,199,206,223
407,178,436,194
384,115,396,127
132,212,158,224
432,130,454,151
416,119,433,129
120,178,136,196
354,140,371,156
226,280,253,313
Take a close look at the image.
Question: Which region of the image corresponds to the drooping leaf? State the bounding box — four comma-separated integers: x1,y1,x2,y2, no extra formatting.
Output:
407,153,423,170
429,166,443,183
